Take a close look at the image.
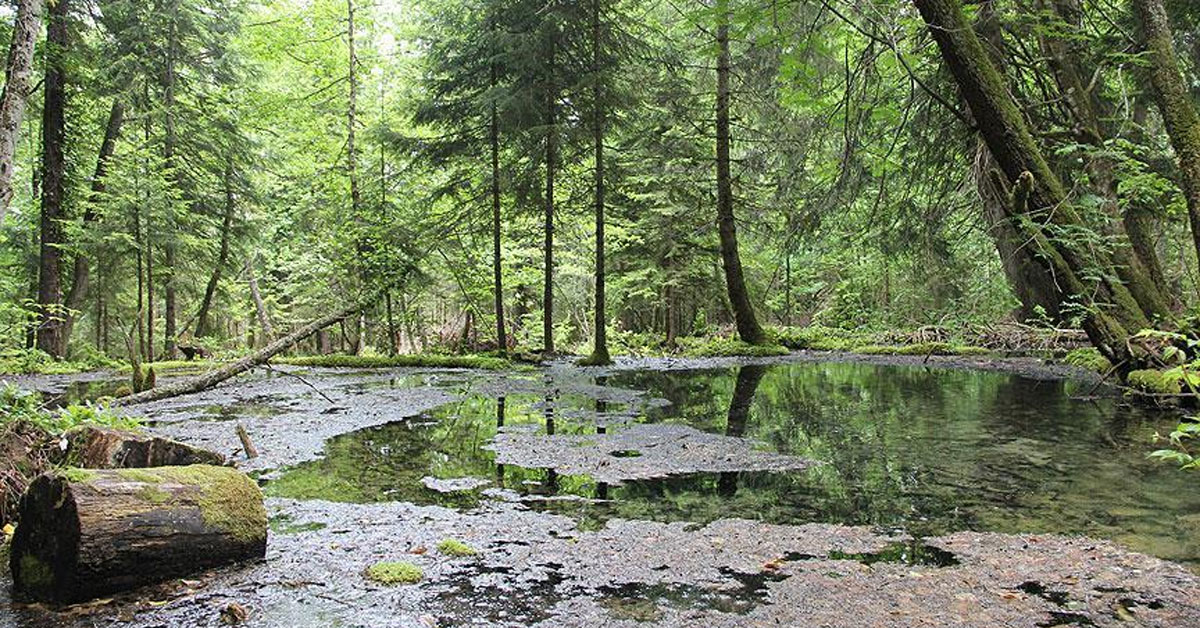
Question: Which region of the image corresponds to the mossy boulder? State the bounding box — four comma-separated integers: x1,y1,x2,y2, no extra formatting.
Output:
1063,348,1112,374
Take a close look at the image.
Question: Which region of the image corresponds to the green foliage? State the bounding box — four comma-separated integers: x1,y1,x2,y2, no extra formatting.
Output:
0,384,140,434
0,349,117,375
772,326,872,351
365,561,423,585
1150,420,1199,470
852,343,990,357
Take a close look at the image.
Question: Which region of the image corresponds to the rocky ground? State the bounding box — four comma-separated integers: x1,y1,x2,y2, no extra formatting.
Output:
3,354,1195,628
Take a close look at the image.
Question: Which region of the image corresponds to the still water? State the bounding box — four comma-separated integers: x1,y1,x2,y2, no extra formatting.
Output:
264,362,1200,568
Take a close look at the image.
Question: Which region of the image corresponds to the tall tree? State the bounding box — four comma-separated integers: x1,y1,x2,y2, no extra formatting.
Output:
35,0,71,357
1134,0,1200,285
583,0,612,365
0,0,43,223
714,0,766,345
910,0,1160,364
543,18,558,354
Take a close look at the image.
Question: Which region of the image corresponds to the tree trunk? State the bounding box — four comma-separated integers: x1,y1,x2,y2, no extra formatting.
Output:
543,31,557,355
10,466,266,604
715,0,766,345
162,1,180,361
1133,0,1200,289
490,17,506,358
0,0,43,223
585,0,612,365
196,158,236,338
113,300,365,406
35,0,70,358
62,100,125,349
912,0,1155,364
385,290,397,355
247,257,273,343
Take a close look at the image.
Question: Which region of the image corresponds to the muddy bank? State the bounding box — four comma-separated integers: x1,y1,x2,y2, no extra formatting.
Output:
3,498,1196,627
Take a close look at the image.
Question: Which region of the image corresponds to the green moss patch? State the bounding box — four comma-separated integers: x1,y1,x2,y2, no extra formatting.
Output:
437,538,478,557
58,467,97,484
1126,370,1184,395
116,466,267,542
365,561,423,584
681,337,790,358
1062,348,1112,374
852,342,990,357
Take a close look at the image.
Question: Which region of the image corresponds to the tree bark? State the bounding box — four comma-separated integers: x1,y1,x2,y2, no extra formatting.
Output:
10,466,266,604
491,16,506,358
585,0,612,365
715,0,766,345
543,30,557,355
62,100,126,349
35,0,70,358
1134,0,1200,289
0,0,43,223
162,0,180,360
195,158,236,338
247,257,273,342
113,300,365,406
912,0,1155,364
62,426,225,468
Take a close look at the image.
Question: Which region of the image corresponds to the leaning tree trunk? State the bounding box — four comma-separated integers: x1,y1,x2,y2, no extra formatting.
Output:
113,299,365,406
715,0,766,345
35,0,70,358
247,257,274,342
62,100,125,349
0,0,43,223
1134,0,1200,286
911,0,1156,365
195,157,236,338
9,466,266,604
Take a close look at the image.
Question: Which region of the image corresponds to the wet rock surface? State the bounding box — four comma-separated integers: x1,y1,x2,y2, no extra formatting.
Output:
488,423,815,484
2,499,1197,627
2,357,1194,627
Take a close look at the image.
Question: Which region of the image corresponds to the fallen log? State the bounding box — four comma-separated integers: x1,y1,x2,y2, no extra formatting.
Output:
113,300,364,406
9,465,267,604
62,425,225,468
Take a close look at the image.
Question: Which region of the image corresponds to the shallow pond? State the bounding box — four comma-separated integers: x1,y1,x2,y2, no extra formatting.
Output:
261,361,1200,569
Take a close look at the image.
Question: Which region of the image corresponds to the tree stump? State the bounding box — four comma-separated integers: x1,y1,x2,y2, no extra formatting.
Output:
9,465,267,604
62,426,226,469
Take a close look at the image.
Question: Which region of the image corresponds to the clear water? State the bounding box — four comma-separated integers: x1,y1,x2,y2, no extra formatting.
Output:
265,362,1200,568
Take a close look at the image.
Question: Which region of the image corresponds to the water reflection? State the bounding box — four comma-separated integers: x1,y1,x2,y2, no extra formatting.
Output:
264,361,1200,567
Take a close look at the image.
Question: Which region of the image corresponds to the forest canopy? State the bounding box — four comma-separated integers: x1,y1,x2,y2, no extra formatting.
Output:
0,0,1198,372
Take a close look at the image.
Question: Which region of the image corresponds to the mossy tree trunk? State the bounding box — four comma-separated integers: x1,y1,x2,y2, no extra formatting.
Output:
1134,0,1200,289
911,0,1160,365
10,466,266,604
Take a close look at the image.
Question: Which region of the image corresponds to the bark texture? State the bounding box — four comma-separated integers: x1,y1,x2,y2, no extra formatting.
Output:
1134,0,1200,285
715,0,766,345
10,466,266,604
912,0,1155,364
35,0,70,358
0,0,43,222
62,426,225,469
586,0,612,365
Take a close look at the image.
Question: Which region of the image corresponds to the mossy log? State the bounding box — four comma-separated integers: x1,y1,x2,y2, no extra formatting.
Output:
9,465,267,604
62,426,225,468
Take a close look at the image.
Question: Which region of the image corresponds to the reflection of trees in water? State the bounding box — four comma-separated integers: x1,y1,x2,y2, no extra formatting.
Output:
718,365,767,497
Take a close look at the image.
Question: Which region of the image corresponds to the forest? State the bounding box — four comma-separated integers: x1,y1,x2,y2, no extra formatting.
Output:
1,0,1200,626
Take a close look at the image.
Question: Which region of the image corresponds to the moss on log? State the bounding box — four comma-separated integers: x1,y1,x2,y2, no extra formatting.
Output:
9,465,266,604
